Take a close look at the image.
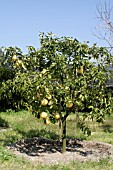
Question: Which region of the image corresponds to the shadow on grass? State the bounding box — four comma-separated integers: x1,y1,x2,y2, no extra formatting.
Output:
0,128,95,159
1,127,88,156
16,128,59,140
0,128,60,146
0,117,9,128
100,124,113,133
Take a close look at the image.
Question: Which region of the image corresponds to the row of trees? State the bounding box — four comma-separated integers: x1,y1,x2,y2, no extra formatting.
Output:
0,32,113,153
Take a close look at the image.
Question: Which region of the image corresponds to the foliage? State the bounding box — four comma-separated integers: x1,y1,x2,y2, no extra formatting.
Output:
27,33,112,121
0,32,113,153
0,47,27,110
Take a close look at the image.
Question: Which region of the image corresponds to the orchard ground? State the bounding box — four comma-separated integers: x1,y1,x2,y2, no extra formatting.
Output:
0,110,113,170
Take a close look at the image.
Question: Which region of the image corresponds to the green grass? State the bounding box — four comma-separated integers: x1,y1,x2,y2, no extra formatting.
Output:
0,110,113,170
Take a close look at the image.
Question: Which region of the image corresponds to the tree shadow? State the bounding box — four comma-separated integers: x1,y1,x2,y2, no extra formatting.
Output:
100,124,113,133
4,126,91,157
16,128,59,140
0,134,19,146
0,126,60,146
6,135,91,157
0,117,9,129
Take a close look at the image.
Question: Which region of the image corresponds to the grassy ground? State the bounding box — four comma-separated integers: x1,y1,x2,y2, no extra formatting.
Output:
0,110,113,170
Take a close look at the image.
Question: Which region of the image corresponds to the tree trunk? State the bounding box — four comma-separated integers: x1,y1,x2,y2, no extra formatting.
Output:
62,119,66,153
75,112,79,133
59,119,62,140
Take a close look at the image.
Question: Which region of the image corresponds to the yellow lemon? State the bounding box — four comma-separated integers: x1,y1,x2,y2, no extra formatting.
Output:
54,113,60,120
12,55,17,61
67,101,73,108
40,112,48,119
41,99,48,106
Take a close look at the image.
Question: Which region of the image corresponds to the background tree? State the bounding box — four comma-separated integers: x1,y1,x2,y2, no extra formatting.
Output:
0,47,27,110
95,0,113,53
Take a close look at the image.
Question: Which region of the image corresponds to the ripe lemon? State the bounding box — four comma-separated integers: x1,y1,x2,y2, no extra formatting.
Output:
67,101,73,108
54,113,60,120
41,99,48,106
12,55,17,61
40,112,48,119
77,66,84,75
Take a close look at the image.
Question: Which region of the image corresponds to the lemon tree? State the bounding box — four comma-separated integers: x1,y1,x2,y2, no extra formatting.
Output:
27,33,113,153
0,33,112,153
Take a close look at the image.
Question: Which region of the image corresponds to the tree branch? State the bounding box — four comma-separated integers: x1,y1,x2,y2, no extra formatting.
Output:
94,0,113,52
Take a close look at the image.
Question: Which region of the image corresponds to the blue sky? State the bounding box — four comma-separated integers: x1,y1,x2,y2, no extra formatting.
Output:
0,0,111,53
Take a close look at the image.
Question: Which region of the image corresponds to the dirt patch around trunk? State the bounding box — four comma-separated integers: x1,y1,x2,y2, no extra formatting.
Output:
6,137,113,165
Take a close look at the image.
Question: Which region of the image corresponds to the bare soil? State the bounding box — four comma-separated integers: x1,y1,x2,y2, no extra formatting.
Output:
6,137,113,165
